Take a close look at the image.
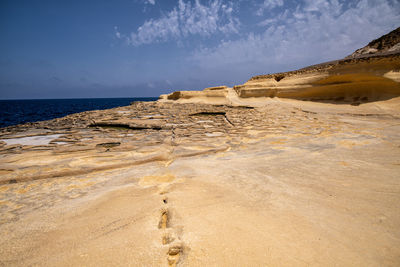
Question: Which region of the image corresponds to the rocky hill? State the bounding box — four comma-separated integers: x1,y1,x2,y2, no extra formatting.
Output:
161,27,400,106
346,27,400,58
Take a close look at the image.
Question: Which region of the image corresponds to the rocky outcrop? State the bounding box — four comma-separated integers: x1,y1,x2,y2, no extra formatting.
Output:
234,72,329,98
161,28,400,105
1,96,400,266
237,55,400,103
161,54,400,105
346,27,400,58
160,87,231,105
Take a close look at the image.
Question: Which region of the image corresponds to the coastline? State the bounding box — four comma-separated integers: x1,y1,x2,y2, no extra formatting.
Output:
1,36,400,265
0,96,399,265
0,97,158,128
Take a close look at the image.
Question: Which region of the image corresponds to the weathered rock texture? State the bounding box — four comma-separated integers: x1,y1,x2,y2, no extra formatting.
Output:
1,28,400,266
162,28,400,105
162,54,400,105
347,27,400,58
1,97,400,266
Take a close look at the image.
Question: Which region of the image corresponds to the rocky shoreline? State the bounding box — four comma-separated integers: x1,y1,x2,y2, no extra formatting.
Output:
1,96,400,265
1,29,400,266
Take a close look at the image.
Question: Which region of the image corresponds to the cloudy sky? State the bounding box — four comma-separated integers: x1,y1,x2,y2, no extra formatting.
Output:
0,0,399,99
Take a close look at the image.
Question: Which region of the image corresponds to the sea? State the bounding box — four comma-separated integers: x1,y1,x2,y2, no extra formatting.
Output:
0,97,158,128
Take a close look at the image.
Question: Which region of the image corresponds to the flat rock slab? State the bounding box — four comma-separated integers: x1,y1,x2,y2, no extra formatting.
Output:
0,99,399,266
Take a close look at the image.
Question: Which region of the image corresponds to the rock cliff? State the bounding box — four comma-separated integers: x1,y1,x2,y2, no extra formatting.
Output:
161,27,400,105
346,27,400,58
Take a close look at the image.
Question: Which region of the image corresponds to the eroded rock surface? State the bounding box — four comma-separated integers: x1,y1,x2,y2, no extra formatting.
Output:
0,97,400,266
346,27,400,58
161,29,400,105
1,28,400,267
162,54,400,105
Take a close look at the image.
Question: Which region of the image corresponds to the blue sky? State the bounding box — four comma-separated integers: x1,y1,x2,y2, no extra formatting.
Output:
0,0,399,99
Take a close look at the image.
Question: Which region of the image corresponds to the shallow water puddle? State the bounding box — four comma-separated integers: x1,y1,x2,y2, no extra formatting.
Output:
1,134,62,146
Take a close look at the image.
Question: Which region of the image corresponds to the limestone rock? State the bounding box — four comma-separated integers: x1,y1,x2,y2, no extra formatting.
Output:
1,27,400,267
346,27,400,58
161,28,400,106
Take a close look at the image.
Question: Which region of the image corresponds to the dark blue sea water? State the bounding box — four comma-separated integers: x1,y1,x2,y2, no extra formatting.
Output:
0,97,158,128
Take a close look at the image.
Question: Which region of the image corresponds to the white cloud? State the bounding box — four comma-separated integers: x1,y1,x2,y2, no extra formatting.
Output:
145,0,155,5
123,0,240,46
190,0,400,83
257,18,276,27
129,10,180,45
114,26,121,39
256,0,284,16
303,0,330,12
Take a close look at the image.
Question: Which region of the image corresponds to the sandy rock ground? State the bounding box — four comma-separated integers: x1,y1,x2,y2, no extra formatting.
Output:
0,98,400,266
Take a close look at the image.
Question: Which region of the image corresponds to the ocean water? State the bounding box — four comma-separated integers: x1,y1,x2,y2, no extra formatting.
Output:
0,97,158,128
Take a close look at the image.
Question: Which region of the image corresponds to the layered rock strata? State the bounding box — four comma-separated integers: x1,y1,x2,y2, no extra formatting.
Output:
0,98,400,266
161,54,400,105
160,28,400,105
1,28,400,266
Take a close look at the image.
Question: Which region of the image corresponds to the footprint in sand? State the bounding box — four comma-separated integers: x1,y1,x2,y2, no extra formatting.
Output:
158,208,169,229
167,245,183,267
148,174,186,266
162,232,174,245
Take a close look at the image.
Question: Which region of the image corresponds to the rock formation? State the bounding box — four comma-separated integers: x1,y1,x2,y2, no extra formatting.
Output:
0,28,400,266
346,27,400,58
161,27,400,106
